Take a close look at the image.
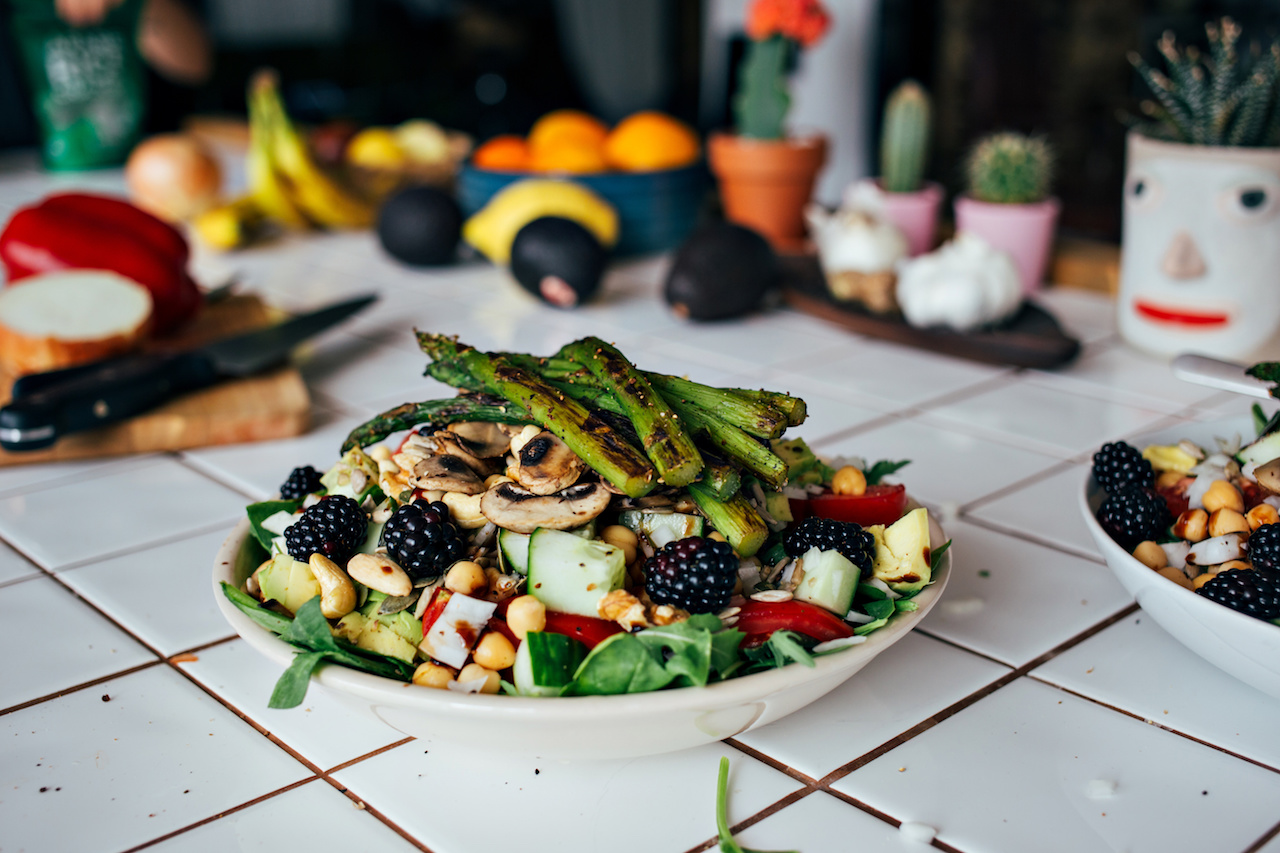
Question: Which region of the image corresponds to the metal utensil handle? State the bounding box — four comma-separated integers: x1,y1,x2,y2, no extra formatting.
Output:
1171,353,1274,400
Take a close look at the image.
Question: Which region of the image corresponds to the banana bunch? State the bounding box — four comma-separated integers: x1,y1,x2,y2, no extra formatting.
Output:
194,71,375,250
463,179,618,265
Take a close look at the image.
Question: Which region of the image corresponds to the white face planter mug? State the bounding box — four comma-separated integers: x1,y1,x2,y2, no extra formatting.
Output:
1118,133,1280,360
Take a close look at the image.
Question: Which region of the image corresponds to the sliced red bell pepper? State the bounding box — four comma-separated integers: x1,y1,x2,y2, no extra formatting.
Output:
541,611,623,649
735,599,854,645
38,193,190,267
420,588,453,633
792,483,908,527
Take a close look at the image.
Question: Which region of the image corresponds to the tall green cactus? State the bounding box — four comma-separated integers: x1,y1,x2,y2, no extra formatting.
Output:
965,132,1054,204
880,81,931,192
1130,18,1280,147
733,35,791,140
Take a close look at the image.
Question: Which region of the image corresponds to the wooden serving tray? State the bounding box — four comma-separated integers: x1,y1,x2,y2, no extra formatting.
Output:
780,253,1081,370
0,294,310,466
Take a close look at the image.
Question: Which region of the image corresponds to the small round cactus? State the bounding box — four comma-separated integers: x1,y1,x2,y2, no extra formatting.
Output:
880,80,931,193
964,132,1054,204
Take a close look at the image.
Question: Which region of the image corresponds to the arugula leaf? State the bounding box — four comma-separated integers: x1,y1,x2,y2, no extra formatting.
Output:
269,651,328,709
221,581,293,635
634,619,714,687
742,630,816,672
710,626,747,680
863,459,910,485
716,757,797,853
1253,403,1280,437
245,499,299,552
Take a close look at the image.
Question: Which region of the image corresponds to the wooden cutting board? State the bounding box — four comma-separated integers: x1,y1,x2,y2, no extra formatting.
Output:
0,294,311,466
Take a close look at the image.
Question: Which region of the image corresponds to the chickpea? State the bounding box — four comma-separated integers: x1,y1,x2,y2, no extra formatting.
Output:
458,663,501,694
831,465,867,497
1157,566,1194,590
1131,540,1167,571
1192,571,1218,590
473,631,517,670
707,530,727,543
412,662,454,689
505,595,546,639
1173,508,1209,543
600,525,639,564
445,560,488,595
1201,480,1244,514
1219,559,1252,572
1156,470,1185,491
1247,503,1280,530
1208,508,1250,537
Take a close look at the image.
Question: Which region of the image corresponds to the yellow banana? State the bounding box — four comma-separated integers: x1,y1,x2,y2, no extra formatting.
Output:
193,195,268,251
252,72,375,229
246,77,310,230
462,179,618,264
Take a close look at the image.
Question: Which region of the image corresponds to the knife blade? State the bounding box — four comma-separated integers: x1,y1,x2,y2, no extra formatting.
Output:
1171,353,1274,400
0,292,377,452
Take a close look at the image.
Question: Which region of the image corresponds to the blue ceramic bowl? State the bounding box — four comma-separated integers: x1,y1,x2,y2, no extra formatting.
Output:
456,163,712,257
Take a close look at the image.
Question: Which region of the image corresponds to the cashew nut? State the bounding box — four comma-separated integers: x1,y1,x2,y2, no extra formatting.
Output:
346,552,413,596
308,553,357,618
443,490,488,529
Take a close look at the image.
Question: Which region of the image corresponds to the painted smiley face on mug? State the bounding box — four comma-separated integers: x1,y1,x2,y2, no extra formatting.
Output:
1118,138,1280,359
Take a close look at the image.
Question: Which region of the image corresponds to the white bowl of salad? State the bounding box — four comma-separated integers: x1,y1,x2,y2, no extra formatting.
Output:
1080,413,1280,699
212,334,952,759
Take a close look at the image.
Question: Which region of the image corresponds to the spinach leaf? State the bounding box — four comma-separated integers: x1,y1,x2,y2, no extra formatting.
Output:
220,581,293,634
634,619,714,687
742,631,816,672
269,651,328,709
245,499,299,552
853,599,896,635
568,632,673,696
930,540,951,574
716,756,798,853
863,458,911,485
710,626,747,680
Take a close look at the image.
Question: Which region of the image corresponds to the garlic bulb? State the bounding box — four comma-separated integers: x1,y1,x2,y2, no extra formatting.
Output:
805,205,908,275
895,233,1022,331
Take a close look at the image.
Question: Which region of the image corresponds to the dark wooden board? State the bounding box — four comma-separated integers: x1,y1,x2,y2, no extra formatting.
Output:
780,253,1081,370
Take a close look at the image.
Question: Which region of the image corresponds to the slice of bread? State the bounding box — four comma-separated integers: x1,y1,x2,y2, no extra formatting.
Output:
0,271,153,376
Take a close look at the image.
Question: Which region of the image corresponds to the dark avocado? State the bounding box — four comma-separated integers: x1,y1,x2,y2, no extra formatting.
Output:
509,217,608,308
376,186,462,266
663,222,779,320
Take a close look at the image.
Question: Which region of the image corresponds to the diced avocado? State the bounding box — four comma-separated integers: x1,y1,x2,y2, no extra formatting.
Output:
527,528,626,617
763,491,793,524
320,448,380,500
794,547,859,614
770,437,833,486
259,509,299,536
284,557,322,614
618,510,704,548
513,631,587,697
355,619,417,662
358,591,424,646
1239,431,1280,469
333,610,368,643
867,507,932,594
254,553,294,608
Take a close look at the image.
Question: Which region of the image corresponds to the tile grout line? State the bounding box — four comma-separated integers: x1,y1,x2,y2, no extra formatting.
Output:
820,788,969,852
319,775,436,853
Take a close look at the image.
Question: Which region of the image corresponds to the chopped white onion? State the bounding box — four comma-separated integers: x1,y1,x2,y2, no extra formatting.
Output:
843,610,876,624
1186,532,1245,566
866,577,902,600
1160,540,1190,570
813,636,867,653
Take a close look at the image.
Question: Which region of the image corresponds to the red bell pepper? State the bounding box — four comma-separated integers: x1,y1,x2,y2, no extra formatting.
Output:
0,193,201,334
541,611,623,649
735,599,855,645
790,483,908,527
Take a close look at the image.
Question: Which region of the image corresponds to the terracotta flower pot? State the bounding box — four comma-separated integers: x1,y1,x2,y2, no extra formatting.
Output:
847,178,944,256
707,133,827,251
1118,131,1280,359
953,195,1060,294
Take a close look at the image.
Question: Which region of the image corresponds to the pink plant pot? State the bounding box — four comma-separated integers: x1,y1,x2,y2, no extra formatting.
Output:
953,195,1061,293
852,179,943,256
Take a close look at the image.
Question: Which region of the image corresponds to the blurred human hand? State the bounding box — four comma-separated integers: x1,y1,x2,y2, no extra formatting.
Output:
55,0,125,27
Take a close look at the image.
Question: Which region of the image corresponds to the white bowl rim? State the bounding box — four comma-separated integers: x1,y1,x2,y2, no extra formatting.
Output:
213,512,951,718
1078,414,1280,646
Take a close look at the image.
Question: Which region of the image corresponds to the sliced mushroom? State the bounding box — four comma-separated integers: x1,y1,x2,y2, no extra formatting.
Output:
431,431,504,477
410,454,486,494
510,430,586,495
448,421,514,458
1255,457,1280,494
479,481,611,534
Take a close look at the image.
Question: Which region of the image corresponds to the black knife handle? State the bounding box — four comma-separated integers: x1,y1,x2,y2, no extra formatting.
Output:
0,351,218,451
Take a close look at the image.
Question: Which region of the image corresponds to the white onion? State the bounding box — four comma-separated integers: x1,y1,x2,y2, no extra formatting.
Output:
1160,540,1190,570
1186,532,1245,566
126,133,222,222
1186,474,1217,510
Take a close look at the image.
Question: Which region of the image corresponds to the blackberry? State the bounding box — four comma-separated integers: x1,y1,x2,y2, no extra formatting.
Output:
644,536,738,614
381,499,466,582
284,495,367,563
1196,568,1280,621
279,466,323,501
1095,485,1171,552
1091,441,1154,494
783,517,875,579
1247,523,1280,572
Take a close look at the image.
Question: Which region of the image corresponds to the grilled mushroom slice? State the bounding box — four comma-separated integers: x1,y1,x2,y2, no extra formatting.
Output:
447,421,514,458
510,430,587,495
479,481,611,533
431,431,505,478
410,454,486,494
1255,457,1280,493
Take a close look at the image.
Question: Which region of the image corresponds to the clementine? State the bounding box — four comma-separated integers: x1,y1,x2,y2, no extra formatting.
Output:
604,111,700,172
527,110,609,152
472,135,531,171
527,137,609,174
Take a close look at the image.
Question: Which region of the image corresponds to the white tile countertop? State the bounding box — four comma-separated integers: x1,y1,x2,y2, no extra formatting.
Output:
1,159,1279,853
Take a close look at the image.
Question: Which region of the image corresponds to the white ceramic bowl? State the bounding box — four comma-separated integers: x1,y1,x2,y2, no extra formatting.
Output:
213,514,950,761
1080,415,1280,699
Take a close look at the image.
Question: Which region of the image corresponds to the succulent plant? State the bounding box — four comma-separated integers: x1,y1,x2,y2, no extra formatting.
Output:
1129,18,1280,147
964,132,1054,205
880,81,932,193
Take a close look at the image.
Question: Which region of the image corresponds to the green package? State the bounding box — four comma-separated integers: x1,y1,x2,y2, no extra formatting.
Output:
9,0,146,170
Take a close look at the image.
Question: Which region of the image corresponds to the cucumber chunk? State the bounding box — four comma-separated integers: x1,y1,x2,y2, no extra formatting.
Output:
793,547,860,615
526,528,626,617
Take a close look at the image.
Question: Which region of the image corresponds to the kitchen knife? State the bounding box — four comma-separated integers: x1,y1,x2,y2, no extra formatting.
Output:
1171,353,1274,400
0,292,377,452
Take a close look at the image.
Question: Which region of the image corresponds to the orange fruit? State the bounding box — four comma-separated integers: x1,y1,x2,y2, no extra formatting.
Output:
472,135,531,171
604,111,700,172
527,110,609,153
527,137,609,174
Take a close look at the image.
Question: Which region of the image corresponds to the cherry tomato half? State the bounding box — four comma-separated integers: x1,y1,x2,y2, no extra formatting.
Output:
735,599,855,646
541,611,623,649
792,483,908,527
